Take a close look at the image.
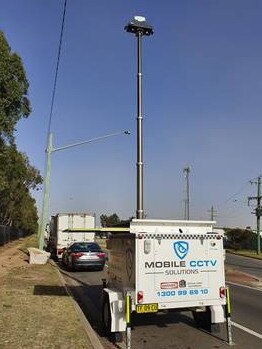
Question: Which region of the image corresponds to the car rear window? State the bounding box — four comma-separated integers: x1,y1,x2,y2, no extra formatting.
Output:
71,243,101,252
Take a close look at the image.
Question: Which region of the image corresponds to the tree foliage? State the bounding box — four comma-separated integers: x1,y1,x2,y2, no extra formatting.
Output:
0,31,31,141
100,213,120,227
224,228,255,250
100,213,133,227
0,31,41,234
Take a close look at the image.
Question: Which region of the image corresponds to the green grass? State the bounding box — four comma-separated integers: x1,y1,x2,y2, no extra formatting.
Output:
227,248,262,260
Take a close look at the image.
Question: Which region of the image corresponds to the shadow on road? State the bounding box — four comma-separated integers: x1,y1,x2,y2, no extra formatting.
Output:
57,264,214,339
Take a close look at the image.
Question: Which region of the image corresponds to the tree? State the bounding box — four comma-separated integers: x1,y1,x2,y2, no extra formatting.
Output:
100,214,133,227
100,213,120,227
0,31,31,142
0,31,42,234
224,228,255,250
0,141,42,233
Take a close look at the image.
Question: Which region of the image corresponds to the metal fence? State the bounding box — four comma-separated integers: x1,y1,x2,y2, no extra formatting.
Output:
0,225,25,246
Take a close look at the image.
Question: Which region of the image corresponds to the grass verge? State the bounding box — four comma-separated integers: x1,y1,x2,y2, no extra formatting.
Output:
226,249,262,260
0,235,93,349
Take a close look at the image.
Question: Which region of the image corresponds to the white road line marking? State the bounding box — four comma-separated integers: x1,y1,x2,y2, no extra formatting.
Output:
232,321,262,340
226,281,262,292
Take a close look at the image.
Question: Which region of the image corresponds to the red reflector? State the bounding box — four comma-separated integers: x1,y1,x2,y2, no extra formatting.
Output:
137,291,143,304
220,286,226,298
96,252,106,259
72,252,84,259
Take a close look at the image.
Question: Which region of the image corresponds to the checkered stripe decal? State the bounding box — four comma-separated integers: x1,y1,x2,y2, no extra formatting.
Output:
137,234,220,240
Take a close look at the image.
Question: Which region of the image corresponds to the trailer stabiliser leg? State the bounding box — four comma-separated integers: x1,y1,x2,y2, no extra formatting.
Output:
225,287,234,345
126,293,132,349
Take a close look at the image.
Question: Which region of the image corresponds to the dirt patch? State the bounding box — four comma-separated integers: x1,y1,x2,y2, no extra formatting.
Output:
0,238,30,278
225,268,260,286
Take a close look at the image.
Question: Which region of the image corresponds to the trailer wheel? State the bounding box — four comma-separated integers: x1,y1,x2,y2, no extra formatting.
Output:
102,294,123,343
67,259,75,272
193,309,209,330
192,308,221,333
102,295,111,333
210,323,221,334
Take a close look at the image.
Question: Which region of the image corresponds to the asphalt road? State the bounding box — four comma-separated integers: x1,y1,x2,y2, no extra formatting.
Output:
229,283,262,334
60,262,262,349
225,253,262,279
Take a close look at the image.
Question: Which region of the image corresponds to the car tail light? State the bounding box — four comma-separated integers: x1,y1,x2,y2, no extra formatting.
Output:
220,286,226,298
71,252,84,259
137,291,144,304
96,252,106,259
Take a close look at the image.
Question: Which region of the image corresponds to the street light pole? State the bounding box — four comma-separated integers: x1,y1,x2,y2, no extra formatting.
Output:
38,130,130,250
125,16,153,219
38,132,53,250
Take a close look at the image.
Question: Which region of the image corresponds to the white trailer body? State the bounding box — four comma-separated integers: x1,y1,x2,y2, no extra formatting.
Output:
102,219,226,336
49,213,96,258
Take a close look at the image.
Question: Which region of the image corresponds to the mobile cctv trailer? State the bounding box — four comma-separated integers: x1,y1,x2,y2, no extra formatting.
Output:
102,219,227,342
49,213,96,258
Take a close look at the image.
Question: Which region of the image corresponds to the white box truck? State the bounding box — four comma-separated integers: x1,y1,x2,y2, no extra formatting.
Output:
102,219,226,342
49,213,96,259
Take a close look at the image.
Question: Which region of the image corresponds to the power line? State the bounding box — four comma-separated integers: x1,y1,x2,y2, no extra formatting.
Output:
39,0,68,249
47,0,68,136
223,173,262,205
224,181,250,203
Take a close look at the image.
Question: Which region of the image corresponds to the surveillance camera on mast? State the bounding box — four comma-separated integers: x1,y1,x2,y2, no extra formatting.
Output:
125,16,154,36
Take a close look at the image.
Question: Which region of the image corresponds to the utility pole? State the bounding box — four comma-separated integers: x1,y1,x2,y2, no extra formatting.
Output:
248,176,261,255
183,167,190,220
208,205,217,221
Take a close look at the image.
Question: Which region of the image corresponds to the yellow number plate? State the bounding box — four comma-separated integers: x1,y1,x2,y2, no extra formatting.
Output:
136,303,158,314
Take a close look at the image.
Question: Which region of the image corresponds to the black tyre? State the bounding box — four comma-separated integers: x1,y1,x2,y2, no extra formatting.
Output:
193,308,210,331
102,294,111,336
67,259,75,272
61,256,66,266
210,323,221,334
192,308,221,333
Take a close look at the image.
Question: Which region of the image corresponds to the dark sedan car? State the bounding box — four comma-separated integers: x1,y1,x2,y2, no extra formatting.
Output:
62,242,106,271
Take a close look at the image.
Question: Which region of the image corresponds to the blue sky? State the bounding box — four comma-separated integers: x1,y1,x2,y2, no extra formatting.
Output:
1,0,262,228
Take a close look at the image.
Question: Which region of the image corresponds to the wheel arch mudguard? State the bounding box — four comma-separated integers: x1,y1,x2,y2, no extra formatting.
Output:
103,288,126,332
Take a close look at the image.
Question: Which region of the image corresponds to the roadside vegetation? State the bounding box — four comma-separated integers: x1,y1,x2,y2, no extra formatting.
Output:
0,236,92,349
100,213,133,227
226,249,262,260
224,227,262,260
0,31,42,234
